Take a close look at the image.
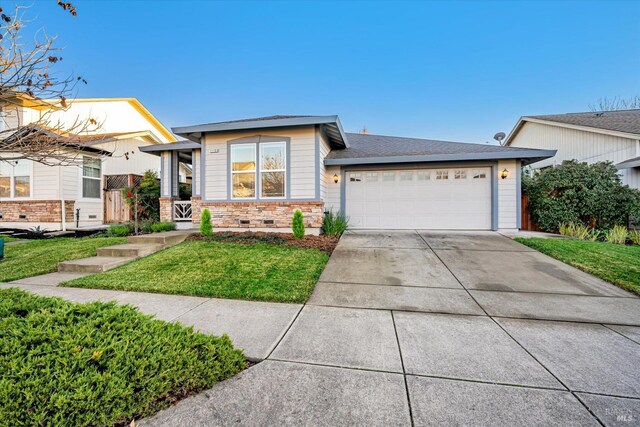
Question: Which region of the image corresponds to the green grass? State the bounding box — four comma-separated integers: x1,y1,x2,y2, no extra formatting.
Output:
515,237,640,295
0,235,21,243
65,241,330,303
0,288,245,426
0,237,126,282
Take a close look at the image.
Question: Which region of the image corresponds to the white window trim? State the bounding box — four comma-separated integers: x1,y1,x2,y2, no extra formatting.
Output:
78,156,103,203
230,142,288,200
0,159,33,200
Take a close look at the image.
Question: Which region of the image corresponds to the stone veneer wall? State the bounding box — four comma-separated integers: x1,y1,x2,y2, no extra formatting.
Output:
159,197,178,223
0,200,75,223
199,201,324,229
190,197,202,224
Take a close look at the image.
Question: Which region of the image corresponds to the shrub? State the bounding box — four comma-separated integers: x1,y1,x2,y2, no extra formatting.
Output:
292,209,305,239
140,219,155,234
605,225,628,245
106,224,131,237
26,225,47,239
322,210,349,236
200,208,213,237
523,161,640,232
0,288,246,426
629,230,640,245
122,170,161,222
151,221,177,233
559,222,591,240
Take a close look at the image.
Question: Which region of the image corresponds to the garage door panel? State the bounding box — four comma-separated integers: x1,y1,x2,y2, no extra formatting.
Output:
345,167,492,230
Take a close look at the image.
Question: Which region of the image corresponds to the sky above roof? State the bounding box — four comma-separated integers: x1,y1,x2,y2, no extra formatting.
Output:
20,0,640,144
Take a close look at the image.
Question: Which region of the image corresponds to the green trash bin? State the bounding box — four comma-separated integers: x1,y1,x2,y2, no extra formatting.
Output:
0,239,4,260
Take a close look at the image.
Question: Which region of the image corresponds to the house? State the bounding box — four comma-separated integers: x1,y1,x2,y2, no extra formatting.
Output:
504,109,640,189
0,97,190,230
143,115,555,232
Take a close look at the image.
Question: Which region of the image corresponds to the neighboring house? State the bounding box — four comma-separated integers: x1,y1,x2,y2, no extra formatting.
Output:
143,115,554,232
0,97,189,230
504,109,640,189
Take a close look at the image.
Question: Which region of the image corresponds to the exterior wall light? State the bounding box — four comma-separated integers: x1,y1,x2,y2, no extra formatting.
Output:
333,174,339,184
500,169,509,179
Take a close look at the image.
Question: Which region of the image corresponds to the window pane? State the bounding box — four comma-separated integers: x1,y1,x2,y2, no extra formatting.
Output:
261,171,285,198
436,170,449,180
473,169,486,179
366,172,378,182
233,173,256,198
455,170,467,179
83,157,101,178
14,176,30,197
14,160,30,176
0,177,10,197
231,145,256,171
261,143,285,171
349,173,361,182
383,172,395,181
83,178,100,198
417,171,430,181
400,171,413,181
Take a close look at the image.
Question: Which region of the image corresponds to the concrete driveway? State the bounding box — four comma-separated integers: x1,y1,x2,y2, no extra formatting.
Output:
144,230,640,426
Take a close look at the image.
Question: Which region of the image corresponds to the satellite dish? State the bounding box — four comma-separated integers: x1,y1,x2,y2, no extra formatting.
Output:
493,132,506,143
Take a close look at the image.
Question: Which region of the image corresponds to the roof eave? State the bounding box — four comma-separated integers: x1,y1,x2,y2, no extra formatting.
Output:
505,117,640,145
323,149,557,166
172,115,349,147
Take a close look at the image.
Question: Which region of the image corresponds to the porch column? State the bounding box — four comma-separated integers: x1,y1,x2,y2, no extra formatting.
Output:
191,148,202,225
159,151,179,222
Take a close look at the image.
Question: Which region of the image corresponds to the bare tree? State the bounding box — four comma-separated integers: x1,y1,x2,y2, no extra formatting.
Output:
0,1,103,166
589,96,640,112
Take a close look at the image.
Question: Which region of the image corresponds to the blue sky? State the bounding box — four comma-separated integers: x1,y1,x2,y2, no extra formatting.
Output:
22,0,640,143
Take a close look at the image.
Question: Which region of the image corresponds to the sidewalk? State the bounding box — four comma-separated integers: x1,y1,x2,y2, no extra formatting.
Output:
1,272,300,361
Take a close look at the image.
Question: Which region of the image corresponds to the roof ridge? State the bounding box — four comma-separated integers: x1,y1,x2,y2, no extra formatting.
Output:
528,108,640,118
346,131,534,150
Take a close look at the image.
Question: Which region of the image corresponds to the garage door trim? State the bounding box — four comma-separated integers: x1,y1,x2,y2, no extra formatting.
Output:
340,162,498,230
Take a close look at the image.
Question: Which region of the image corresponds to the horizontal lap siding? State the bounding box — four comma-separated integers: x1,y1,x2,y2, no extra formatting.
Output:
203,126,316,201
511,122,639,188
498,159,518,229
325,165,341,212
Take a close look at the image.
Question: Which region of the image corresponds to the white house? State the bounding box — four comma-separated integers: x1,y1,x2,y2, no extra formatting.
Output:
0,97,189,231
504,109,640,189
143,115,555,232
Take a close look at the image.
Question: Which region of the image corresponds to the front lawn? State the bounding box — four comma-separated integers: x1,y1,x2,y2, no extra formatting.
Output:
0,235,21,243
64,241,330,303
515,237,640,295
0,237,126,282
0,288,246,426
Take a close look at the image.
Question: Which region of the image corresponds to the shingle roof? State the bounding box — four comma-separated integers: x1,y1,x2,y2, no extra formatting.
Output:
324,133,555,165
201,115,313,125
527,109,640,136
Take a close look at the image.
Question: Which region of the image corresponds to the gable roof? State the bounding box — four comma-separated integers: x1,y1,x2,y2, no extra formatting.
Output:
505,109,640,145
0,125,112,156
324,133,555,166
173,115,349,148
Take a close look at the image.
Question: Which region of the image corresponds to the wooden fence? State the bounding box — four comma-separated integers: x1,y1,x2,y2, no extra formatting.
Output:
520,195,542,231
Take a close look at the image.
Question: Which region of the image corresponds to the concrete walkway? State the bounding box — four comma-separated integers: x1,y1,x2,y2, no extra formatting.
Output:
3,230,640,425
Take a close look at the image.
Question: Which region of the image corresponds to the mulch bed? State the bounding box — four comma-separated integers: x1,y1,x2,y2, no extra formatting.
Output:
187,231,340,253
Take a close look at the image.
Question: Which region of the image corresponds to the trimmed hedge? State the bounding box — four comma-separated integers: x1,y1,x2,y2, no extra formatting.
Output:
150,221,177,233
0,288,246,426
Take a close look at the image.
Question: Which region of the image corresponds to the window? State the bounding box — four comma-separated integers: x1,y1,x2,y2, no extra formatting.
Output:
454,170,467,180
82,157,102,199
231,142,287,199
260,142,286,198
0,160,31,198
417,171,430,181
472,169,487,179
383,172,395,181
349,172,362,182
400,171,413,181
436,170,449,180
0,162,10,197
366,172,378,182
231,144,257,198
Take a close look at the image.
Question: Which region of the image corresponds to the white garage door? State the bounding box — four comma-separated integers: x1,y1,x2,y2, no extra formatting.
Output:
346,167,492,230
